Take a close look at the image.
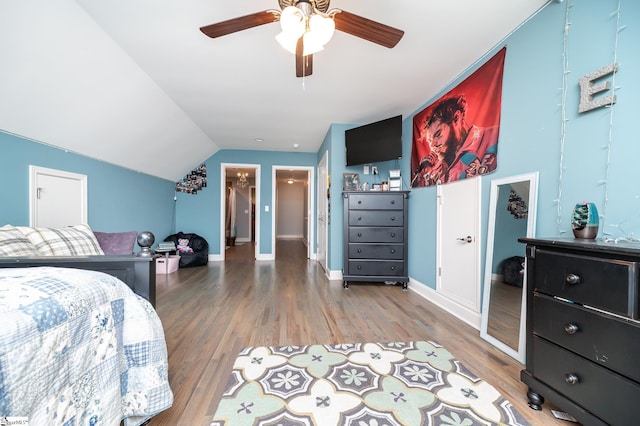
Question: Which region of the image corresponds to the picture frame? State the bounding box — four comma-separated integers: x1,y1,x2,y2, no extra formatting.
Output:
343,173,360,191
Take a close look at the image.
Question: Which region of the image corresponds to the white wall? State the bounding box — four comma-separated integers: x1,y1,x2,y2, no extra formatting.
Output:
276,180,305,239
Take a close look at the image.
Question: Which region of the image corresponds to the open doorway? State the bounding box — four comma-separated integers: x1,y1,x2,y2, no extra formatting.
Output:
221,163,260,261
272,166,315,260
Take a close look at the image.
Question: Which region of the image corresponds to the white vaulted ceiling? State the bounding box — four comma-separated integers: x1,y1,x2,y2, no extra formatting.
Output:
0,0,550,181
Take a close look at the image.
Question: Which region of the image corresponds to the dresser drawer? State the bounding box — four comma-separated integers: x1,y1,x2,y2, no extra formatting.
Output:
533,294,640,383
348,260,404,277
349,227,403,243
348,193,404,210
532,336,640,426
348,210,403,227
534,249,640,318
348,244,404,260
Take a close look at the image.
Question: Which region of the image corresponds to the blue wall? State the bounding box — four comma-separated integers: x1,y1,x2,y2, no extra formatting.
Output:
405,0,640,289
320,122,413,272
0,131,176,247
2,0,638,290
175,149,318,255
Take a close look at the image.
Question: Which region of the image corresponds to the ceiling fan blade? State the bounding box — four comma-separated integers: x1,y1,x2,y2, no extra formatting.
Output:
333,10,404,48
296,37,313,78
200,10,279,38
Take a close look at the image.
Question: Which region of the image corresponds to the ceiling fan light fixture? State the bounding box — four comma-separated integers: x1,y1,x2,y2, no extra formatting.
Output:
279,6,305,35
276,4,334,56
301,31,324,56
308,13,335,46
276,6,306,53
275,31,300,54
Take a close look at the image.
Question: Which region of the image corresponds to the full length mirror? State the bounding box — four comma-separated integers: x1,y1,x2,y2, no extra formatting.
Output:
480,172,538,363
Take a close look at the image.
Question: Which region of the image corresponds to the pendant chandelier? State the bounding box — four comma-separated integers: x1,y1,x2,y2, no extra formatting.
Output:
237,172,249,189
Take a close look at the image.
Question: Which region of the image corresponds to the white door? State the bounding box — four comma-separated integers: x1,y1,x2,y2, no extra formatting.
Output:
436,177,481,313
316,151,328,272
30,166,87,227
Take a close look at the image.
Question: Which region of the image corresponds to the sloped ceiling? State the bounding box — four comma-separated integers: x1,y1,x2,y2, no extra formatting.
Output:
0,0,550,182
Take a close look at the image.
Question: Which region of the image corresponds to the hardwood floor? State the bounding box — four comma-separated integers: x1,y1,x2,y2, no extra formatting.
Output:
149,240,568,425
486,280,523,351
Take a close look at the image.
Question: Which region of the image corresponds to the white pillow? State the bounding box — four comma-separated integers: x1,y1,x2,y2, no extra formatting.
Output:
17,224,105,256
0,225,40,256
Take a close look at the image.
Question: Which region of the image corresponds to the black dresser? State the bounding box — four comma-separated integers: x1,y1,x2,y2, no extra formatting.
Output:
342,191,409,289
519,238,640,426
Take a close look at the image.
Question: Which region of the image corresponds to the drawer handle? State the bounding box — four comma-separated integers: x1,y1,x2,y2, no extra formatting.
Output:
390,216,395,221
357,233,362,237
564,374,580,385
357,200,362,204
357,265,362,270
565,273,581,285
390,233,396,238
357,249,362,253
390,249,396,254
390,266,396,271
391,200,395,204
564,323,579,335
357,216,362,221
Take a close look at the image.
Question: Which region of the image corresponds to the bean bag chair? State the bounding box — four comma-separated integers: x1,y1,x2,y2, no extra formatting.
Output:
163,231,208,268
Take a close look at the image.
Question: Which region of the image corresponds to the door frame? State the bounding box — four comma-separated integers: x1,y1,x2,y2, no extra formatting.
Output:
29,165,88,227
220,163,260,261
316,151,328,273
271,165,315,260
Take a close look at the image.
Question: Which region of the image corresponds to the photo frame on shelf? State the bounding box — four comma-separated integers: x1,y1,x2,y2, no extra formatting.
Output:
343,173,360,191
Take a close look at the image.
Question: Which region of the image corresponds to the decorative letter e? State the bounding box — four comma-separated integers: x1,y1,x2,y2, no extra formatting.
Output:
578,63,618,113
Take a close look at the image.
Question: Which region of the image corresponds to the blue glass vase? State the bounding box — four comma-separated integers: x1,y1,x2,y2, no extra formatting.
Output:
571,202,599,239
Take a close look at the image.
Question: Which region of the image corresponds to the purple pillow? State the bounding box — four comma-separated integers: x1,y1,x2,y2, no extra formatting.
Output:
94,231,137,255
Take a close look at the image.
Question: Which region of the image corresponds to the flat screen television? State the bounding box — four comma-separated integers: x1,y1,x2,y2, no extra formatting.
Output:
345,115,402,166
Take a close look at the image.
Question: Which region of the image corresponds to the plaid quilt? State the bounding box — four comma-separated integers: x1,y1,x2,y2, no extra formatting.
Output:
0,267,173,425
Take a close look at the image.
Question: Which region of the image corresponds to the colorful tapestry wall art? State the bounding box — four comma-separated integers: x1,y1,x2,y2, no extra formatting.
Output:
411,47,507,188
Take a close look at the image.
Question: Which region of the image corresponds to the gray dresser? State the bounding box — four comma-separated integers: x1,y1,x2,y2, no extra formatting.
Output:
342,191,409,289
519,237,640,426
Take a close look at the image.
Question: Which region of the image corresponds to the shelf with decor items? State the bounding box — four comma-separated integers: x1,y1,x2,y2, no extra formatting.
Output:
342,191,409,290
519,237,640,426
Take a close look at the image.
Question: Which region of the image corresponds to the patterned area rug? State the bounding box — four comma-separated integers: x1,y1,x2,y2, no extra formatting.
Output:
210,341,530,425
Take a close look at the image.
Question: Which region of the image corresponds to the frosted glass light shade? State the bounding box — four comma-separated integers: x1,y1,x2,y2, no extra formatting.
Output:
308,14,335,46
275,7,335,57
279,6,305,35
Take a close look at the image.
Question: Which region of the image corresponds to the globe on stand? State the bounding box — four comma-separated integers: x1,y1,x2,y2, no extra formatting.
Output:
137,231,156,257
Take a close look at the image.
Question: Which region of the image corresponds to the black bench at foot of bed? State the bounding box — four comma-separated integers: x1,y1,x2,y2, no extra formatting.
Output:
0,255,156,307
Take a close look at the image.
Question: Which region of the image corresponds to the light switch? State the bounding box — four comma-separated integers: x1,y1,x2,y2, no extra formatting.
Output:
265,205,269,212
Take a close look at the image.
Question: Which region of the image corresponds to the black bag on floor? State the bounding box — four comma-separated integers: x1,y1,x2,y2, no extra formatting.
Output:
501,256,524,287
163,231,209,268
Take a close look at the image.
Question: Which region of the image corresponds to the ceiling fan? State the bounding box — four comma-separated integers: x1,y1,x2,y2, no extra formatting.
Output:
200,0,404,78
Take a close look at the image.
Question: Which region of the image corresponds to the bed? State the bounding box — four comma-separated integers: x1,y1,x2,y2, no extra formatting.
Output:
0,266,173,425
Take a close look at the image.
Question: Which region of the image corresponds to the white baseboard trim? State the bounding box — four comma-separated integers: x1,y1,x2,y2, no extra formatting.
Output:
326,268,343,281
256,253,276,261
209,252,275,261
408,277,481,331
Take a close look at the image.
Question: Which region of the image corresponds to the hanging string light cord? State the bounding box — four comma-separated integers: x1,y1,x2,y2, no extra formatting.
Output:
601,1,635,243
555,0,571,236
